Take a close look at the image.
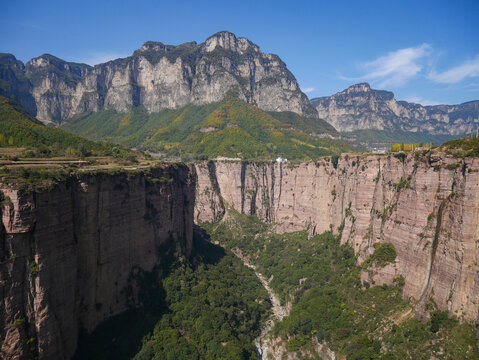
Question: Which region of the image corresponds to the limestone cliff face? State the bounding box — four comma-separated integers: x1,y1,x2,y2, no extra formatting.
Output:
0,165,194,359
0,31,317,124
0,54,37,116
311,83,479,135
194,155,479,324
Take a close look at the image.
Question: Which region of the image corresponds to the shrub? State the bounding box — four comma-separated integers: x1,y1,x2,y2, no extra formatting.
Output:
393,153,406,162
430,310,449,333
30,262,40,276
0,192,12,207
393,275,405,288
444,163,460,170
13,317,26,328
362,243,397,268
331,155,340,169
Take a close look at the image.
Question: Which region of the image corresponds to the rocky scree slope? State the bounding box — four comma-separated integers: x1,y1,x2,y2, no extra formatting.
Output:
194,155,479,326
0,31,317,124
0,165,194,359
311,83,479,135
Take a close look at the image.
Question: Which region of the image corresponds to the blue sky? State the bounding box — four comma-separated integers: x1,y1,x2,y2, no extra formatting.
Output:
1,0,478,105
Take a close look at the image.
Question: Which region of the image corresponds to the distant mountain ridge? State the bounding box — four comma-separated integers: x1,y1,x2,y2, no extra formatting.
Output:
0,31,317,124
311,83,479,135
2,33,478,138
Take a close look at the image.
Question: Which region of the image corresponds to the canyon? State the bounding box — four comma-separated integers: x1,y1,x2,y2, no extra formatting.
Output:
2,153,479,359
0,165,194,359
1,6,478,358
194,154,479,325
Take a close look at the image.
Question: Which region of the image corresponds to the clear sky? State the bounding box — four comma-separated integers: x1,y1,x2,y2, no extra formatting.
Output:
1,0,478,105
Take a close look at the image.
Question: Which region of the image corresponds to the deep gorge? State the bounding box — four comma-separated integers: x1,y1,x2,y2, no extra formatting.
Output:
195,154,479,325
1,153,479,359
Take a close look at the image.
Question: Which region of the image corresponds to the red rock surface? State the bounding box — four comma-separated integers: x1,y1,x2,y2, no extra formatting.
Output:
0,165,194,359
194,154,479,325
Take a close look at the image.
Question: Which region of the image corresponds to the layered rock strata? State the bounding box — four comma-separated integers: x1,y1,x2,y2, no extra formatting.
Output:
0,164,194,359
0,31,316,124
194,155,479,324
311,83,479,135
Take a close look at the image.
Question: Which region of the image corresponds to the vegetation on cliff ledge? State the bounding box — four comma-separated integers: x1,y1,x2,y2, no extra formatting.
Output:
362,243,397,269
442,135,479,157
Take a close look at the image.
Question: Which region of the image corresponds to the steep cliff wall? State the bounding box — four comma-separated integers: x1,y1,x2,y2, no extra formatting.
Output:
311,83,479,135
0,31,316,124
194,155,479,324
0,165,194,359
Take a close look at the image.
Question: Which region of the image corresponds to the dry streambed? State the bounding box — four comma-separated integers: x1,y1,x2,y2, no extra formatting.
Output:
232,248,289,359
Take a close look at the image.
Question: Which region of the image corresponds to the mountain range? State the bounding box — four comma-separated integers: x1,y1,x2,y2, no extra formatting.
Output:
311,83,479,135
0,31,316,125
1,31,478,142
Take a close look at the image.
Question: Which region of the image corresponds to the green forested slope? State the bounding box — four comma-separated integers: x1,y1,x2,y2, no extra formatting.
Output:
441,136,479,157
0,95,126,156
63,99,357,160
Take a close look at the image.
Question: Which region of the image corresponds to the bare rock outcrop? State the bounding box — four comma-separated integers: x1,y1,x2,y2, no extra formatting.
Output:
194,155,479,325
0,164,194,359
311,83,479,135
0,31,317,124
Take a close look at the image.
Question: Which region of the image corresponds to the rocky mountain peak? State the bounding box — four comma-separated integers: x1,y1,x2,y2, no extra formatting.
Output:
26,54,90,73
0,53,22,67
204,30,260,54
26,54,58,68
336,83,394,101
344,82,371,94
139,41,167,52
